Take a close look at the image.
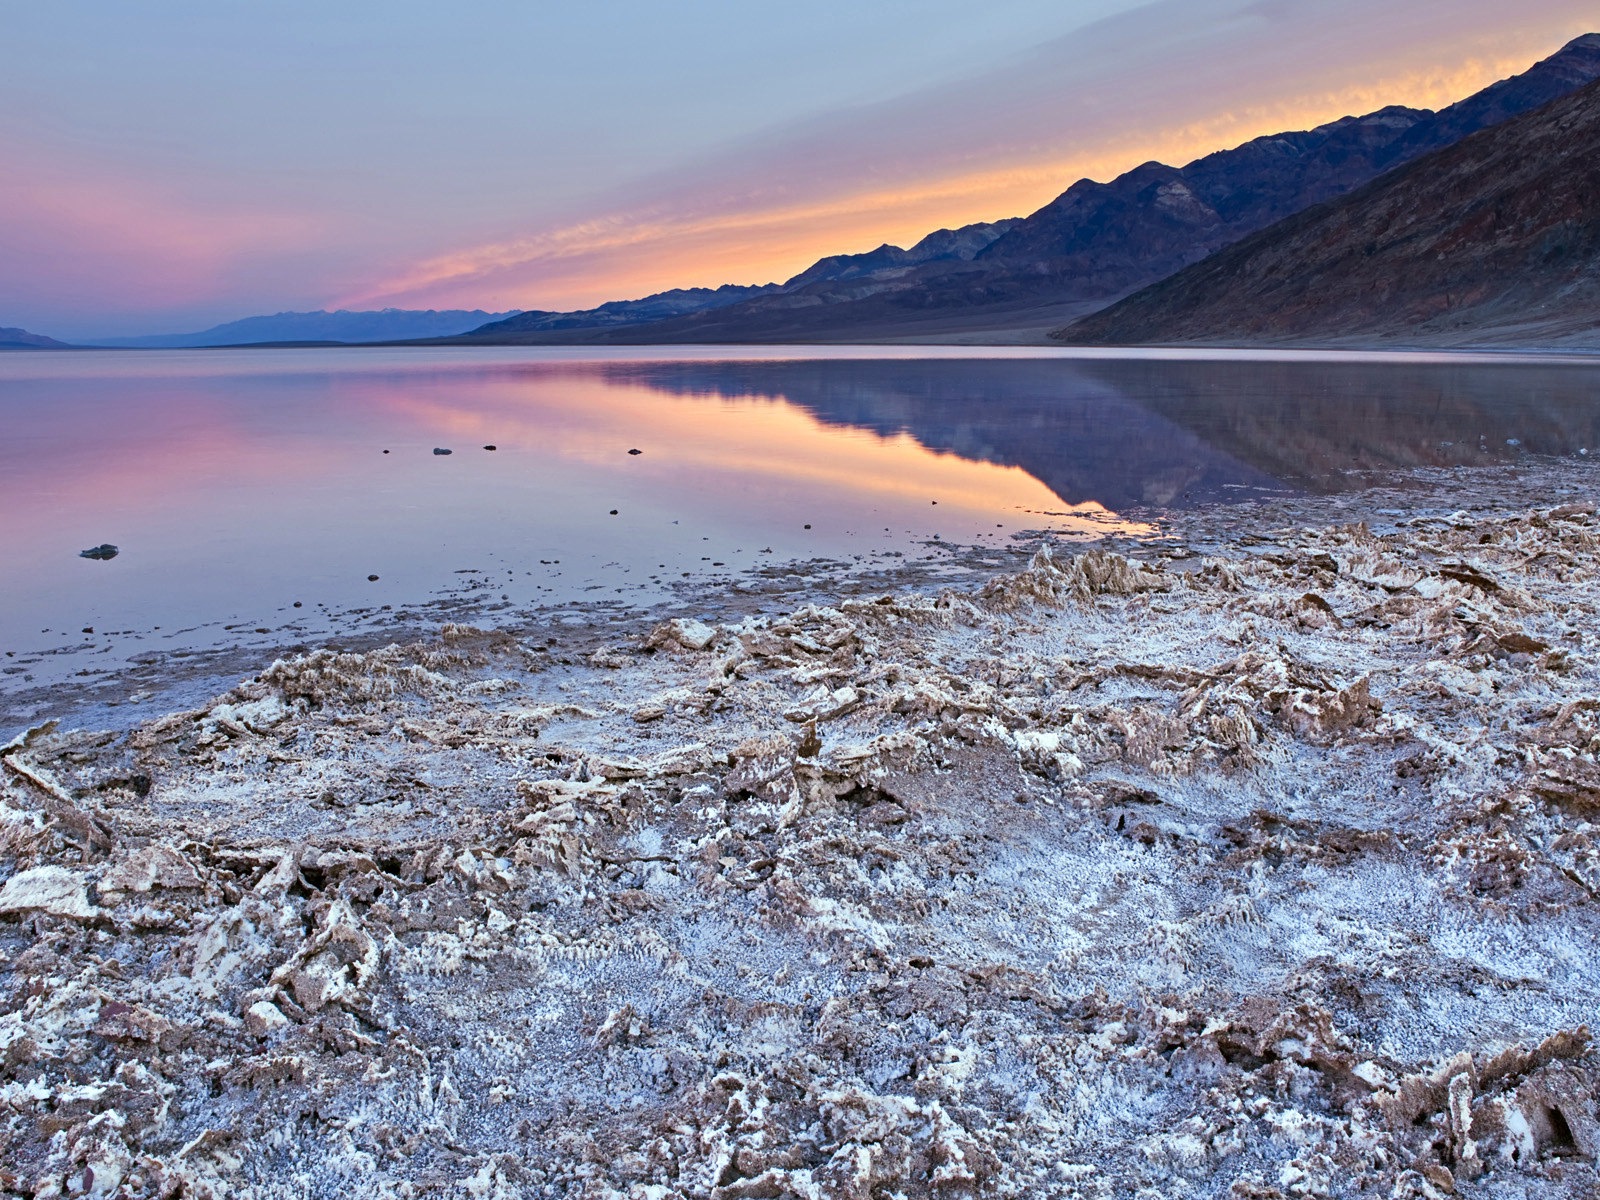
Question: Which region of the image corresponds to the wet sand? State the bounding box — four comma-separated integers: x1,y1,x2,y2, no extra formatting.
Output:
2,460,1599,1198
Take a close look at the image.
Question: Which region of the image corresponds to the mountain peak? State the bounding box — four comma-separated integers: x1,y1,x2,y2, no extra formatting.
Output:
1057,75,1600,347
0,326,71,349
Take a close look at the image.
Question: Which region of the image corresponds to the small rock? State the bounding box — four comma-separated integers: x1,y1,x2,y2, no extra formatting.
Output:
97,845,203,905
647,618,718,652
433,447,452,456
79,544,119,560
483,444,497,451
244,1000,291,1037
0,865,97,919
628,448,642,455
610,509,619,516
367,574,380,582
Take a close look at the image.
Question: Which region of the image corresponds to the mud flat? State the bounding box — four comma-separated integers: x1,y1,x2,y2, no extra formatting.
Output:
3,463,1600,1199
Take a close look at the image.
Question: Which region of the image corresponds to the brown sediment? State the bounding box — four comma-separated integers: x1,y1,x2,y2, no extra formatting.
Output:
2,469,1600,1197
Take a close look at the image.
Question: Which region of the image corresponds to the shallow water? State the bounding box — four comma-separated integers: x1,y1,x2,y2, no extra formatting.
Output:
2,344,1597,686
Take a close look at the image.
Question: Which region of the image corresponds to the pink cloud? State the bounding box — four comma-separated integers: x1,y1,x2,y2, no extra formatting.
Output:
0,134,324,333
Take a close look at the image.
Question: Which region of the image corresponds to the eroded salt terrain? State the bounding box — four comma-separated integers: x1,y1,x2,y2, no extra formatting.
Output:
3,477,1600,1199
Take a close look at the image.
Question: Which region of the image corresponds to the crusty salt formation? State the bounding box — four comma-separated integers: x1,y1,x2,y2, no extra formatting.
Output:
3,496,1600,1198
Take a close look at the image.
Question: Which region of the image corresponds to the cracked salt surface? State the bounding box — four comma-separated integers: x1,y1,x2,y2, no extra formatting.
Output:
1,461,1599,1198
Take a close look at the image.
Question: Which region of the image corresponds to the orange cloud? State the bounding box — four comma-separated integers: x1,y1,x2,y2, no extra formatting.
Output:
343,44,1557,314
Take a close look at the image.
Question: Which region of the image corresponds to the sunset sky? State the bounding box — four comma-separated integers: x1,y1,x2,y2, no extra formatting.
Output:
3,0,1595,338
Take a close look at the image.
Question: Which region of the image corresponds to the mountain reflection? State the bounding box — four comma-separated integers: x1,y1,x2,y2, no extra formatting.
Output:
603,357,1600,510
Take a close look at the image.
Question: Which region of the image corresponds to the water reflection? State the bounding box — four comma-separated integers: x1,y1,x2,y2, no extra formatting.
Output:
602,356,1600,509
1,347,1596,681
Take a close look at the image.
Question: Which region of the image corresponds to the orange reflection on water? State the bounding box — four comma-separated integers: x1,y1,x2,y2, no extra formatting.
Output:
357,368,1155,538
0,348,1168,668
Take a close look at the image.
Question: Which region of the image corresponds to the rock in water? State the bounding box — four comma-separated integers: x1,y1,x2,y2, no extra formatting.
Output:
78,543,118,560
432,447,452,456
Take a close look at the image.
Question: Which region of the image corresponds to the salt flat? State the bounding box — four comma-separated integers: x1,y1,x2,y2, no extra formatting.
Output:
2,463,1598,1198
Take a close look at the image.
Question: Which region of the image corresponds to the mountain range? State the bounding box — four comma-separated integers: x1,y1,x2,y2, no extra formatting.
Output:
11,33,1600,352
452,221,1021,343
438,32,1600,346
1056,73,1600,347
86,308,521,348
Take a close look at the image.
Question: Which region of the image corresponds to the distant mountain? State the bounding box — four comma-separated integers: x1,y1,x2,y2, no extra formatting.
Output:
1056,74,1600,348
450,222,1028,342
454,225,1020,340
0,326,72,350
90,308,521,348
777,220,1019,290
448,33,1600,344
461,284,779,338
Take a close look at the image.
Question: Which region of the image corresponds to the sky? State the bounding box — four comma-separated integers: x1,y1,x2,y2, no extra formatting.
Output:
2,1,1595,338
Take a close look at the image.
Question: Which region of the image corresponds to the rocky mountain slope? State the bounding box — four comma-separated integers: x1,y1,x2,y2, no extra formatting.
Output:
1057,75,1600,347
454,34,1600,344
979,31,1600,289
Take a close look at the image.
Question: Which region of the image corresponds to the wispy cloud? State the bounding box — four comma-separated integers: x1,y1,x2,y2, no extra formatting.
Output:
345,0,1593,312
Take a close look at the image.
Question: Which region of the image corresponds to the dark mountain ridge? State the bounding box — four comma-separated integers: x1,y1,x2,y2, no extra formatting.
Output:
1056,73,1600,347
456,220,1019,342
466,284,780,337
976,32,1600,287
778,220,1020,290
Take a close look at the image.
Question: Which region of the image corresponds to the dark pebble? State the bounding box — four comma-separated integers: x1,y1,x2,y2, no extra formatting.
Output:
609,510,619,515
293,601,302,608
627,448,642,456
432,448,452,456
79,544,119,561
367,574,380,581
382,449,390,454
483,444,497,451
804,524,812,529
82,627,93,634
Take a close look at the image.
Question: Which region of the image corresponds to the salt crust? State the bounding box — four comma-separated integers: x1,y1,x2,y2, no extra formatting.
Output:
2,501,1600,1197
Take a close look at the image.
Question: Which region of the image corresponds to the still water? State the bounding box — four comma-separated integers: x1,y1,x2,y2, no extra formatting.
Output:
2,345,1597,682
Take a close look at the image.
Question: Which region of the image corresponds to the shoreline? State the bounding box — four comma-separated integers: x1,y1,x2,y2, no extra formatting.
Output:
2,459,1599,1196
8,338,1600,358
4,458,1582,738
